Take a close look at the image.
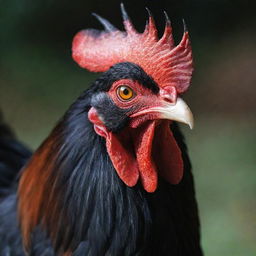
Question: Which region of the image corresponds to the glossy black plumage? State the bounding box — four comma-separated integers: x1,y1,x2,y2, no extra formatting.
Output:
0,113,31,255
0,63,202,255
0,113,31,198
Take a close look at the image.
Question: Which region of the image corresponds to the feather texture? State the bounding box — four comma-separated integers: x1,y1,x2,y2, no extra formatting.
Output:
16,87,202,255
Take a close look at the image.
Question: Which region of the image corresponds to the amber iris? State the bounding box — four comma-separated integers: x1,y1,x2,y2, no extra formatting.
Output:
117,85,134,100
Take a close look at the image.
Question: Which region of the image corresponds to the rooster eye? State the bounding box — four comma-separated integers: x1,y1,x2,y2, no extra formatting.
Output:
117,85,135,101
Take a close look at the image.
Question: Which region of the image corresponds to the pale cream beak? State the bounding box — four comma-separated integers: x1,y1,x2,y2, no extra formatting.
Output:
131,97,194,129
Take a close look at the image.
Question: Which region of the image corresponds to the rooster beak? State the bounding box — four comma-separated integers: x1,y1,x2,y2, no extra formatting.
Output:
131,97,194,129
157,98,194,129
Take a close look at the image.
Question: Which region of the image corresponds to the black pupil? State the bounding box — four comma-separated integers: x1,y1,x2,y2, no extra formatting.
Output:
122,87,130,95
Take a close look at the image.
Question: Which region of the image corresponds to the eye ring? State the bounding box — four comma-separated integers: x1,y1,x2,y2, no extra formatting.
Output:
117,85,135,101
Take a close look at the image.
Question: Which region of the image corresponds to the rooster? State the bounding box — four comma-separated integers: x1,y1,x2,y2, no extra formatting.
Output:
0,4,203,256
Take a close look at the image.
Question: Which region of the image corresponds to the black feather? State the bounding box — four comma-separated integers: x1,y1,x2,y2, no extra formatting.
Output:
91,92,130,132
0,113,31,197
0,62,202,255
91,62,159,94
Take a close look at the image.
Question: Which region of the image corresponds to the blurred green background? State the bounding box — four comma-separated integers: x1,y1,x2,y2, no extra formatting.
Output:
0,0,255,255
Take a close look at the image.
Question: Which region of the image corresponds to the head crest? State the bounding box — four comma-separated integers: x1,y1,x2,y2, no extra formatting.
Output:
72,4,193,93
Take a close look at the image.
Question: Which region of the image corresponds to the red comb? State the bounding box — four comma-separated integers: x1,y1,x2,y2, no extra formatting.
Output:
72,4,193,93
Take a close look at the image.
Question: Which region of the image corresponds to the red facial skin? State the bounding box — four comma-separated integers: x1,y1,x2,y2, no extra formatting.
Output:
73,11,193,192
109,79,162,112
88,79,183,193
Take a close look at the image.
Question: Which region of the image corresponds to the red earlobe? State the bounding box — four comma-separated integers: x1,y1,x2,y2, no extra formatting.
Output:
88,107,108,138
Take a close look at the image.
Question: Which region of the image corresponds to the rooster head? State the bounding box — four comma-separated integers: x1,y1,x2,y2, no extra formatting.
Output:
72,4,193,192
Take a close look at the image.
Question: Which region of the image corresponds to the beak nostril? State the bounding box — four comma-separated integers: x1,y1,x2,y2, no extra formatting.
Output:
160,86,177,104
162,94,176,104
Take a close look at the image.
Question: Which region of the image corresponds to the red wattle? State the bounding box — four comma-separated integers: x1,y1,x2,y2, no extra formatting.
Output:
89,108,183,191
106,131,139,187
132,121,158,192
152,121,183,184
105,120,183,193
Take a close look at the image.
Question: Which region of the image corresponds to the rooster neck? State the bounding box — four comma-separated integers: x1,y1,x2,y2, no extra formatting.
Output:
19,91,152,255
18,90,202,255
